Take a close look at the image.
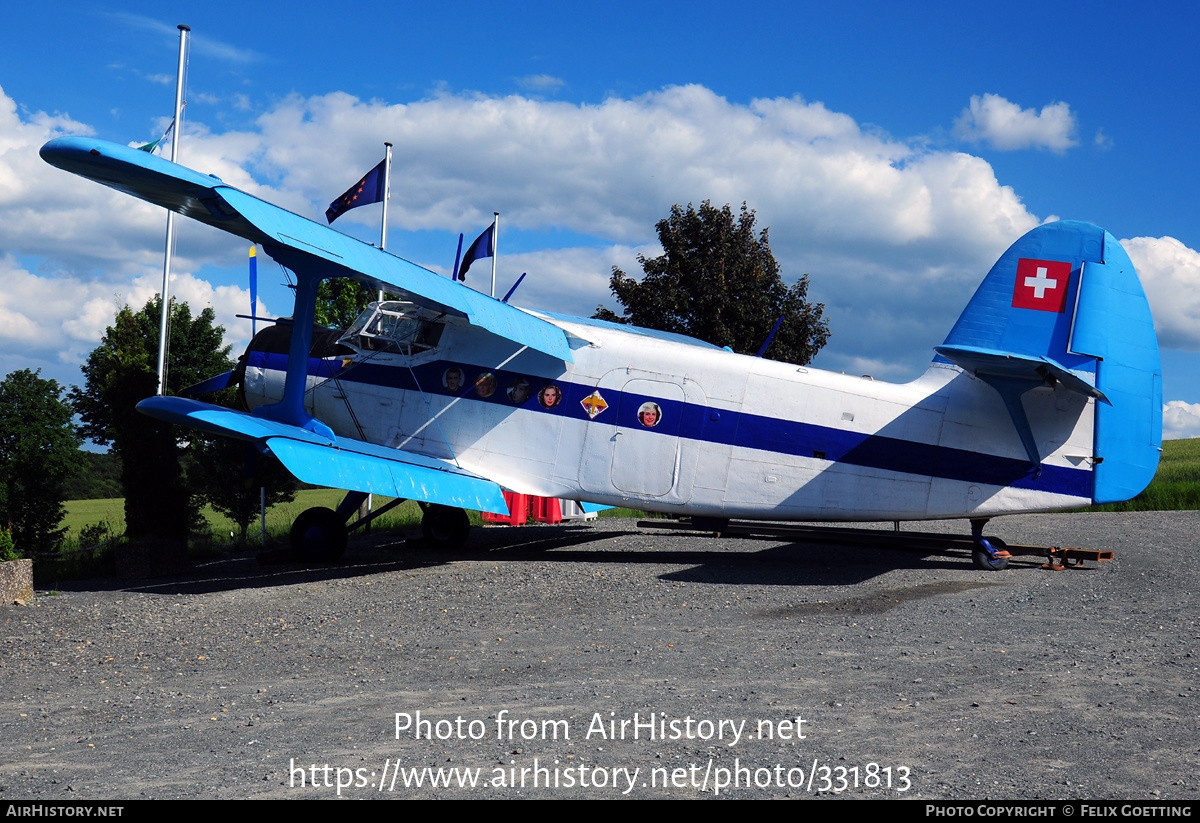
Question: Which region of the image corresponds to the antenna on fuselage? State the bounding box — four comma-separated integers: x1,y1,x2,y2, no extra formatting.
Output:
501,273,526,303
755,315,785,358
451,233,464,280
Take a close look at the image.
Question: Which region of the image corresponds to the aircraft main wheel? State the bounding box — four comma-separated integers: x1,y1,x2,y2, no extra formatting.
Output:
421,505,471,550
972,537,1010,571
290,506,348,561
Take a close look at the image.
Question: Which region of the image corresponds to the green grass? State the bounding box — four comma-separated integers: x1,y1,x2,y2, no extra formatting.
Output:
58,437,1197,545
58,438,1198,546
1088,437,1200,512
59,497,127,541
58,492,643,557
59,490,438,550
38,492,446,581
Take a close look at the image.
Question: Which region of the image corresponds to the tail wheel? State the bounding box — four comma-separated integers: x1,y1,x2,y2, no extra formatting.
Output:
290,506,348,562
972,537,1010,571
421,504,471,550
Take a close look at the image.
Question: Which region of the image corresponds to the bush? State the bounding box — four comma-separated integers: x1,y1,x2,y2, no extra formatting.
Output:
0,527,17,561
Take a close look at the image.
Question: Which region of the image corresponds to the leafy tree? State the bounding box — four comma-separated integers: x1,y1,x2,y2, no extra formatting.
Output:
315,278,374,330
595,201,830,365
0,527,16,562
61,451,124,501
189,438,297,545
0,369,81,555
72,297,234,541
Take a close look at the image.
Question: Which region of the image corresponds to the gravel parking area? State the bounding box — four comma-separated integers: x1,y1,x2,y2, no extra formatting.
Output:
2,511,1197,799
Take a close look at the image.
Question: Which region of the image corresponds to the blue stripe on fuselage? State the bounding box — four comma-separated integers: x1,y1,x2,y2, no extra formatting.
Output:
249,352,1090,498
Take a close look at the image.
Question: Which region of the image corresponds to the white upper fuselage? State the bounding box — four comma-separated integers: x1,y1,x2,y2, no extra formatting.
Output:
242,309,1097,521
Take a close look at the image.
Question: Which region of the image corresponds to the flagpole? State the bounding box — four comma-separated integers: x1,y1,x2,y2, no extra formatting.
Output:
378,142,392,301
380,142,392,251
491,212,499,298
155,24,189,396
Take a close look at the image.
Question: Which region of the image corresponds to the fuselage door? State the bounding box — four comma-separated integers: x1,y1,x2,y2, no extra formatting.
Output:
610,379,686,497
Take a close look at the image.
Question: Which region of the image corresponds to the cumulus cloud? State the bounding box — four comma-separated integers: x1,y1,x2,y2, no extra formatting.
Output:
954,93,1078,152
250,84,1037,301
7,80,1198,399
1163,401,1200,440
0,253,268,388
1123,236,1200,350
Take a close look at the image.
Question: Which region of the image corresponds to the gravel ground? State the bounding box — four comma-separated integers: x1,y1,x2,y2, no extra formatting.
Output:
2,511,1197,800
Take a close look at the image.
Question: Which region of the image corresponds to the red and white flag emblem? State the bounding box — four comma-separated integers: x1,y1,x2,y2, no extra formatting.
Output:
1012,258,1071,312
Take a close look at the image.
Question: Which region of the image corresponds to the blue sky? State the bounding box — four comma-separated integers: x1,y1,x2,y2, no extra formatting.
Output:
3,1,1199,436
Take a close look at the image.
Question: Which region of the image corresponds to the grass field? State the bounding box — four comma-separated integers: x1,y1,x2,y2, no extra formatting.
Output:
1088,437,1200,512
57,439,1198,548
59,490,436,550
59,490,644,553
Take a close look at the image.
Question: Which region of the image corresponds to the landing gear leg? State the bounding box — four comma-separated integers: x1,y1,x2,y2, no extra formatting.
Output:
970,518,1010,571
290,507,348,561
419,503,471,550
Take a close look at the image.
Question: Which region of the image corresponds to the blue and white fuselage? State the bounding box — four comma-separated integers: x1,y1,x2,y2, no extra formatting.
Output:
243,303,1100,522
40,135,1162,545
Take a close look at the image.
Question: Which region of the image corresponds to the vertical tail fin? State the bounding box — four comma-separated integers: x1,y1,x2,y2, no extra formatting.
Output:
936,220,1161,503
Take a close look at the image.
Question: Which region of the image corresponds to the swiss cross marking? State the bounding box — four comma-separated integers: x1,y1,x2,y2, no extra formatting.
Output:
1025,266,1056,298
1012,258,1072,312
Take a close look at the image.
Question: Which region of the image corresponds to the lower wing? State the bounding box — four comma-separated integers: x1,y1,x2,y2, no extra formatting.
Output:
138,396,510,515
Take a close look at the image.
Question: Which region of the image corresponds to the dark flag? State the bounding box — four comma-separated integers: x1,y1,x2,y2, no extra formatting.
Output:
457,220,496,281
326,160,387,224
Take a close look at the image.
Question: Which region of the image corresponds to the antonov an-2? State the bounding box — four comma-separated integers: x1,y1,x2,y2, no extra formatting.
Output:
41,137,1162,570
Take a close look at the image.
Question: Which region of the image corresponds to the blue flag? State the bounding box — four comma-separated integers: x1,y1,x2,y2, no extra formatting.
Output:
457,221,496,281
326,159,386,224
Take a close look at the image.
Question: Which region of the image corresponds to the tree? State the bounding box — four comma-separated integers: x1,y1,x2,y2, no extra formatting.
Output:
595,201,830,365
315,278,374,330
72,297,234,541
61,451,123,501
0,369,81,555
189,438,296,545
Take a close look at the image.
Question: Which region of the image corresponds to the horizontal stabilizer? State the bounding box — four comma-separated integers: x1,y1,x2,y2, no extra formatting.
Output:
137,396,509,515
934,345,1108,403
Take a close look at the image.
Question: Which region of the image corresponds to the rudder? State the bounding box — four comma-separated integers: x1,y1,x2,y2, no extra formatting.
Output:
936,220,1161,504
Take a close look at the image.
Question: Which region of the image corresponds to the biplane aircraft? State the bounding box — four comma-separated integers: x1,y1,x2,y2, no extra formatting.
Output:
41,136,1162,570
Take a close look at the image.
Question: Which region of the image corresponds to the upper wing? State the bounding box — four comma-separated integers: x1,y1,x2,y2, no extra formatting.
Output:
40,135,548,515
40,136,572,363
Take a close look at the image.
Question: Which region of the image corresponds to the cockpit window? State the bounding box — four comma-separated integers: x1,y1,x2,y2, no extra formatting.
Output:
338,301,445,356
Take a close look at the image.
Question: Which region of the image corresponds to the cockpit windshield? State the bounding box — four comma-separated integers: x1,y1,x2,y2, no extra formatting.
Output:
337,301,445,356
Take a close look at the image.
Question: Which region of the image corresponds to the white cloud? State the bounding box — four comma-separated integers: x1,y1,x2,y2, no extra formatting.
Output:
490,245,658,319
517,74,566,93
954,93,1078,152
0,254,268,384
1164,401,1200,440
1123,236,1200,350
7,80,1199,404
249,85,1036,266
106,13,263,64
